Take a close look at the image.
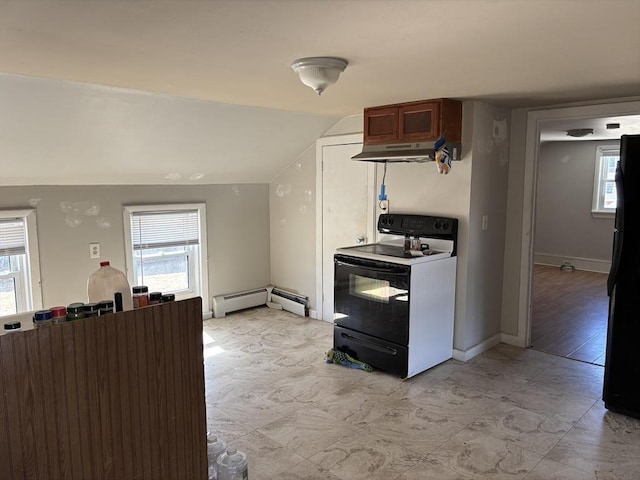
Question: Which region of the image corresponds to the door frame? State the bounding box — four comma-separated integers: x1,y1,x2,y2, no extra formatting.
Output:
315,133,377,322
516,99,640,347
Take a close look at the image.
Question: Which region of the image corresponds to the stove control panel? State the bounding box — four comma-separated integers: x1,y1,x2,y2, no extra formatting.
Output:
378,213,458,239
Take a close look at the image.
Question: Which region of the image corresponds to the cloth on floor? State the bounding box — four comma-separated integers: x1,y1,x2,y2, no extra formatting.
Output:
326,348,373,372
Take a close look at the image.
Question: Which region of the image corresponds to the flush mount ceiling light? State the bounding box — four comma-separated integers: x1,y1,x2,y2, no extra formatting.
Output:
566,128,594,138
291,57,348,96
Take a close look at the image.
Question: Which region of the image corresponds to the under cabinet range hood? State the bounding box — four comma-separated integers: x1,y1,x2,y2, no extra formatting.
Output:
352,98,463,163
351,142,462,163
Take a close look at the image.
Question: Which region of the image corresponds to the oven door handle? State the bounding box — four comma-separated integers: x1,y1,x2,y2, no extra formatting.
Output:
340,332,399,355
335,259,409,275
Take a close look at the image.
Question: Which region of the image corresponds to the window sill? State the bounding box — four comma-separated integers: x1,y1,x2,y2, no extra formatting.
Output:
591,210,615,219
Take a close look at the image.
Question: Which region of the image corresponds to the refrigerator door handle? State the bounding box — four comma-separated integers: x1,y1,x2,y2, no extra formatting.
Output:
608,231,623,296
614,161,625,232
608,163,625,296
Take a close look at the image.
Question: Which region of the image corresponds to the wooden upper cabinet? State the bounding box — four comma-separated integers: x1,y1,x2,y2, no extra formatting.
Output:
364,99,462,145
364,106,398,144
399,101,439,141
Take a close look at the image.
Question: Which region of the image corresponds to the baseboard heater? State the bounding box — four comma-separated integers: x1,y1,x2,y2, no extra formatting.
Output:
268,286,308,317
212,288,268,318
211,286,307,318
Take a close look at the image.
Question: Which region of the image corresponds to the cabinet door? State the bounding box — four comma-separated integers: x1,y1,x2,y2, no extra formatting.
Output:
399,101,440,142
364,106,398,145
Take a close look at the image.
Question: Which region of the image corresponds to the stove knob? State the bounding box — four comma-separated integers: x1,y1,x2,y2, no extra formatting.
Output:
443,222,449,231
388,217,394,225
434,221,442,230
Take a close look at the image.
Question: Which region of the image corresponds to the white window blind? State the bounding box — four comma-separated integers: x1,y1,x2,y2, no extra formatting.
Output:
592,145,619,215
0,218,26,256
130,210,200,250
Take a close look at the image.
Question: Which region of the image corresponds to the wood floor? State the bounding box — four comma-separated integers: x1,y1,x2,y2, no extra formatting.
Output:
531,264,609,366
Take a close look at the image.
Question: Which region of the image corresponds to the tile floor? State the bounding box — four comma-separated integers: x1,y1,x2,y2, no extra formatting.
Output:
203,307,640,480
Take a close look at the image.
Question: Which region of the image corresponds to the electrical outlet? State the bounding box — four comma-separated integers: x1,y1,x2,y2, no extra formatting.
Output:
379,200,389,212
89,243,101,259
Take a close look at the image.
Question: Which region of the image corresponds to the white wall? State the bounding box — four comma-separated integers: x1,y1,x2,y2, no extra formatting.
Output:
535,140,615,262
0,73,339,186
500,108,528,337
464,102,511,351
0,184,270,309
269,145,317,306
268,114,365,312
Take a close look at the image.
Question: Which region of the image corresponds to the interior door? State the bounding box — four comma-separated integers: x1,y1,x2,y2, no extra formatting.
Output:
321,141,375,322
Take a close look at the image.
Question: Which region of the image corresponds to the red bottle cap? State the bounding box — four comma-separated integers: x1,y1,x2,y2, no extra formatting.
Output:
50,306,67,317
100,261,110,267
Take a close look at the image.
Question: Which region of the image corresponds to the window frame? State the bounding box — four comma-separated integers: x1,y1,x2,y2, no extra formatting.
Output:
0,209,43,316
132,248,196,296
123,203,209,312
0,270,22,315
591,144,619,218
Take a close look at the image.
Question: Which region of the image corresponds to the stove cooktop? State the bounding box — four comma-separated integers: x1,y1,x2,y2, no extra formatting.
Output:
337,214,458,265
346,243,442,259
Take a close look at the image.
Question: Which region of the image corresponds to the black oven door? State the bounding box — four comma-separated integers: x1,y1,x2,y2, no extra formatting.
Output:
334,254,410,345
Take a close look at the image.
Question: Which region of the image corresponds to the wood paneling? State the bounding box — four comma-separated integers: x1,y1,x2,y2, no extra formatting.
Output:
0,298,207,480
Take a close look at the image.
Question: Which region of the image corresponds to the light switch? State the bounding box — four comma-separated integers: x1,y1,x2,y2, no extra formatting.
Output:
482,215,489,231
89,243,101,259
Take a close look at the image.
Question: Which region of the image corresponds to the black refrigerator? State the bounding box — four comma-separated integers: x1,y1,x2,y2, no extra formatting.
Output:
603,134,640,419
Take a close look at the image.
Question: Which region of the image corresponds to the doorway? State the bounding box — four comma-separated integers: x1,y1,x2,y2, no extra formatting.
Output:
516,101,640,353
529,123,624,364
315,134,376,323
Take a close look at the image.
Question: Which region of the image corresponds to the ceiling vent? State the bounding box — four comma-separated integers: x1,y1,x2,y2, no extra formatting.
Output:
566,128,594,138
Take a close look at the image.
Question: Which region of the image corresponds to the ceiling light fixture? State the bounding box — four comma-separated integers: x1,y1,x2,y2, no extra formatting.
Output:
566,128,594,138
291,57,348,96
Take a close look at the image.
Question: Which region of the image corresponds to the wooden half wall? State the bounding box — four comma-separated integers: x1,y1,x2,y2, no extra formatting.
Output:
0,297,207,480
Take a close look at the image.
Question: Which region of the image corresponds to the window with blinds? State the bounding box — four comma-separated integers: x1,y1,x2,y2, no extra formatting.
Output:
592,145,619,216
123,204,208,309
130,210,200,251
0,210,42,316
0,218,26,256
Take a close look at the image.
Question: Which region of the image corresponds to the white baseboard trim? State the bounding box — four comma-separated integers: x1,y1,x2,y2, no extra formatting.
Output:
534,253,611,274
500,332,526,348
452,333,502,362
202,311,213,320
309,309,318,320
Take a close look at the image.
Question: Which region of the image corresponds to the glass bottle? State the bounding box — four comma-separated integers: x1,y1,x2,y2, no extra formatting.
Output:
132,286,150,308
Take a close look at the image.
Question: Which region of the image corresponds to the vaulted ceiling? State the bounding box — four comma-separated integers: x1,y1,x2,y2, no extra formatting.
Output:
1,0,639,185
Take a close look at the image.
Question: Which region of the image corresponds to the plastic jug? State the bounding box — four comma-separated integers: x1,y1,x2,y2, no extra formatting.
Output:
216,447,248,480
87,261,133,311
207,434,227,480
